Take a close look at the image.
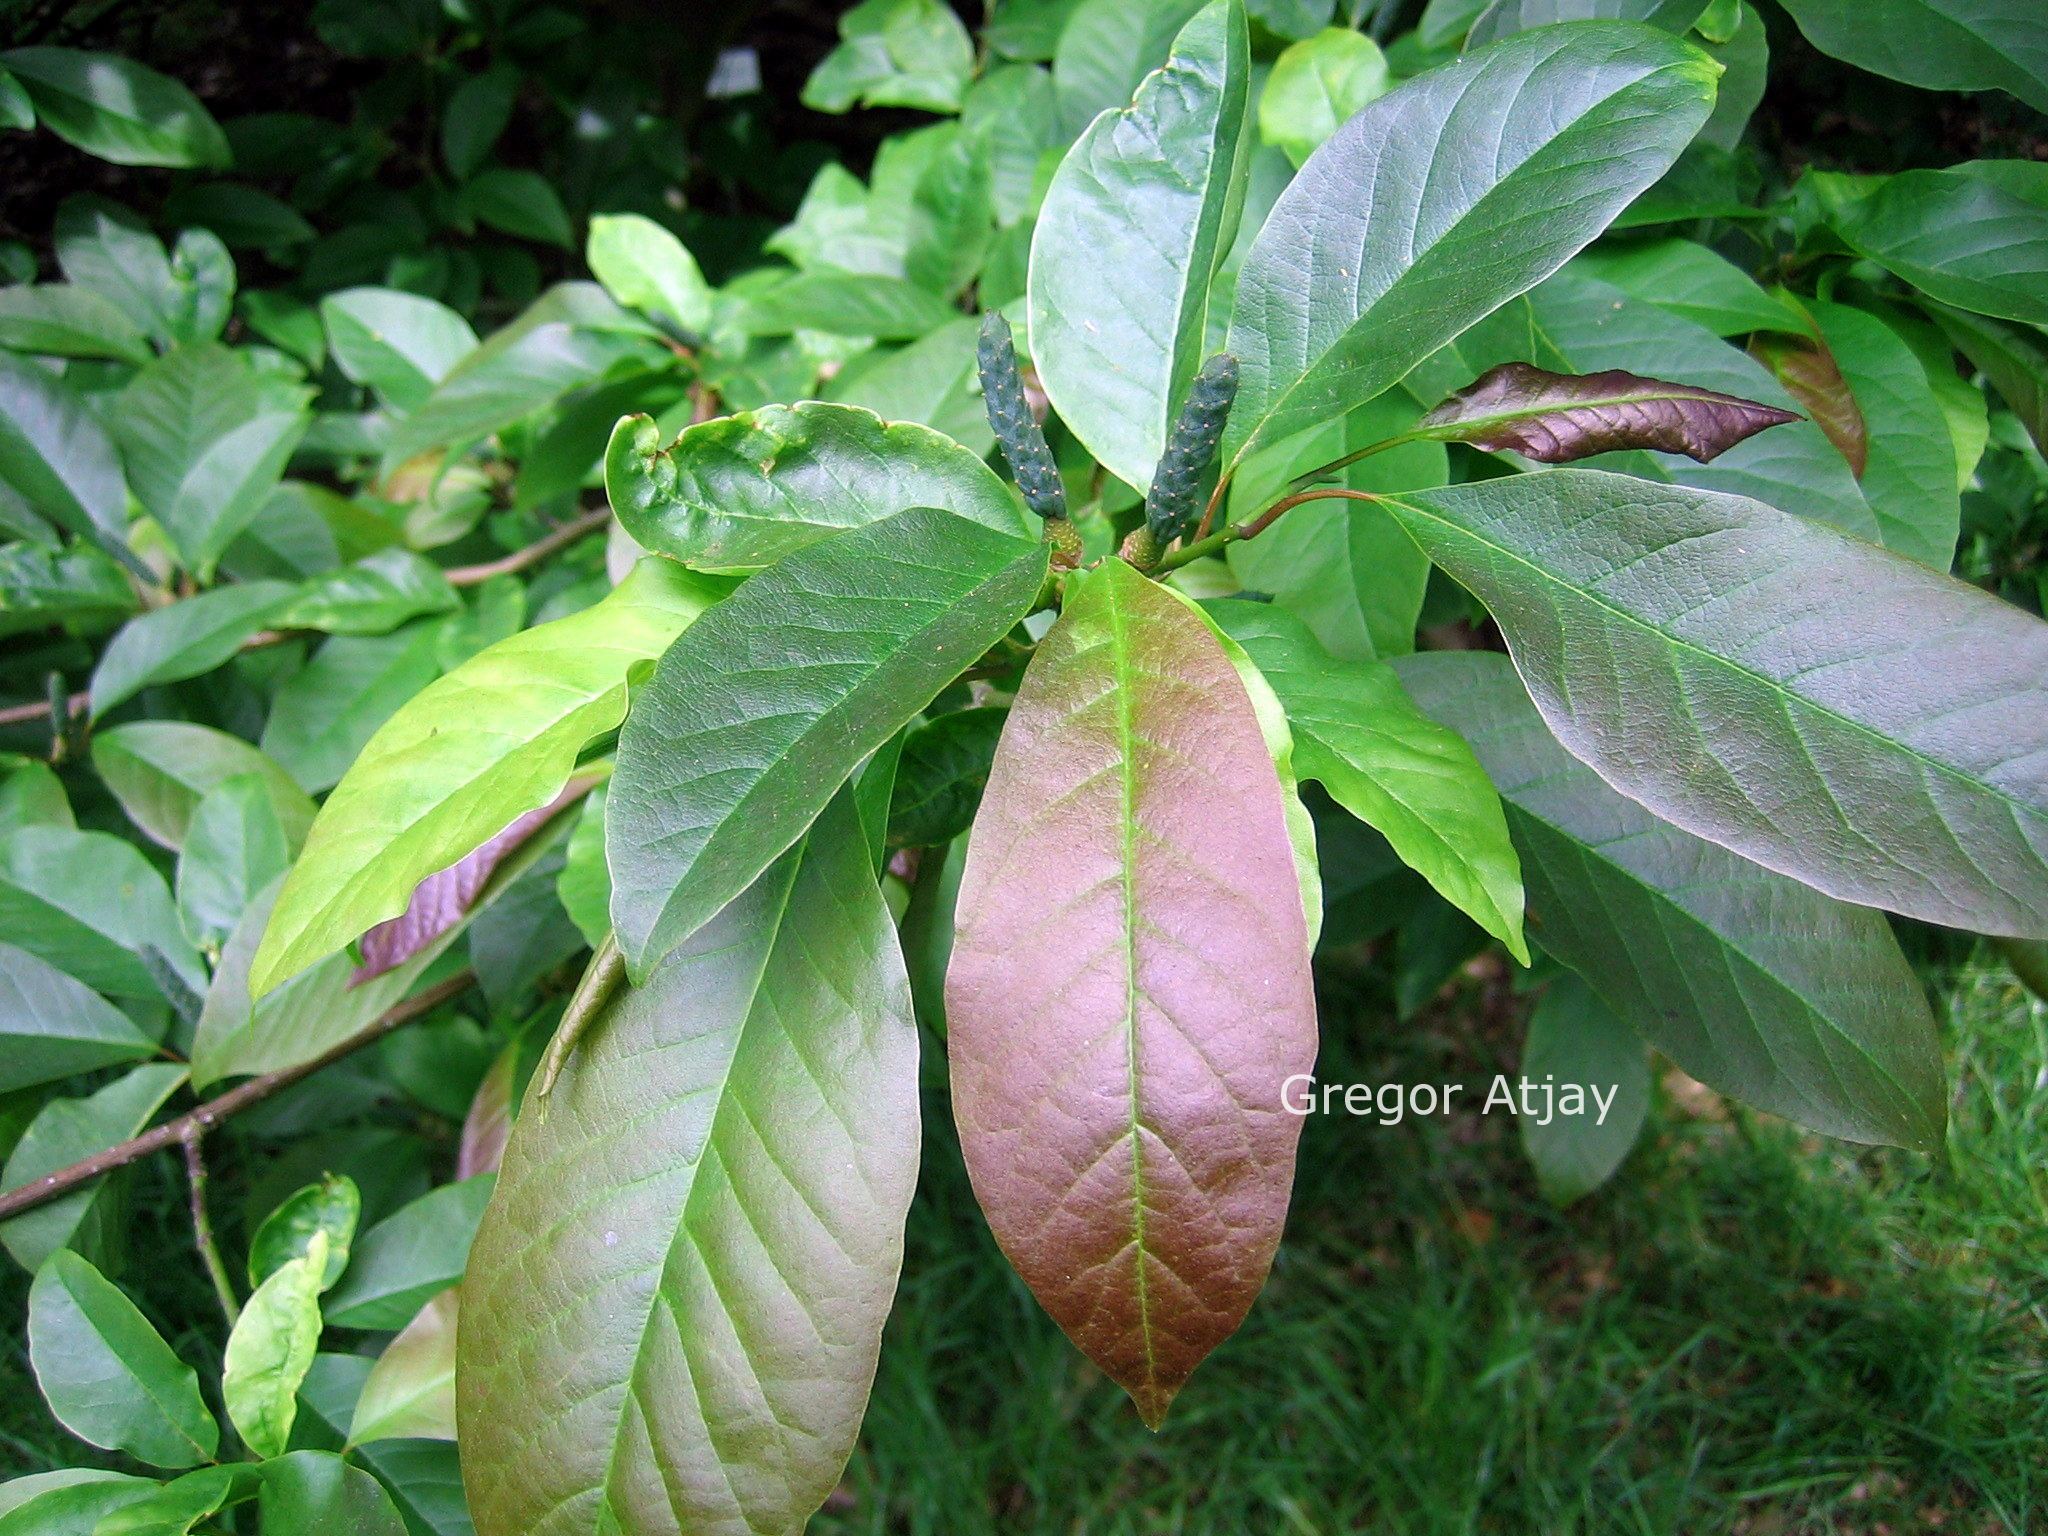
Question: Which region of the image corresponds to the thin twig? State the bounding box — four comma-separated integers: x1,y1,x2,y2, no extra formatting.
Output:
0,971,475,1223
181,1127,240,1327
1154,488,1381,573
0,511,613,729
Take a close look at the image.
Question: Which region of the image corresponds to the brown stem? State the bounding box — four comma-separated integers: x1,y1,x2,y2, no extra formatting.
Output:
1154,488,1380,573
1191,471,1233,545
0,970,475,1223
182,1127,240,1327
0,511,613,729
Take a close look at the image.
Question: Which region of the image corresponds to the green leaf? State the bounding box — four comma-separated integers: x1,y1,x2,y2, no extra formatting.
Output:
251,559,722,997
27,1248,218,1468
802,0,975,114
0,48,228,168
1249,0,1335,39
1206,598,1526,962
0,1471,158,1534
1224,387,1445,661
608,506,1047,977
224,1229,329,1460
1803,297,1962,568
114,341,312,574
752,270,957,339
248,1174,359,1290
319,289,479,414
887,706,1008,849
91,721,313,852
1052,0,1209,137
1469,0,1708,47
1926,300,2048,455
513,373,690,512
556,798,613,952
1566,240,1803,337
176,774,292,944
0,826,204,1002
0,941,156,1093
270,547,460,636
0,351,136,566
826,315,993,458
0,760,72,832
1515,973,1650,1205
1223,22,1716,466
159,182,315,249
1693,0,1767,151
1396,649,1947,1151
89,582,297,720
0,286,153,364
961,63,1059,227
349,1286,456,1445
947,558,1315,1426
607,400,1031,572
1377,470,2048,939
324,1175,493,1330
1029,0,1250,493
257,1451,409,1536
0,66,32,130
1829,167,2048,327
54,197,181,349
90,1463,264,1536
0,1064,186,1273
0,541,134,639
1258,26,1388,168
461,789,917,1536
260,620,450,795
441,61,519,180
1775,0,2048,115
461,169,574,250
988,0,1087,60
585,214,712,339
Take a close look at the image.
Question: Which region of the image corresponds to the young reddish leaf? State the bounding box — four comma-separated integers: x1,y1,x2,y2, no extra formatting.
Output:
946,557,1317,1428
1748,333,1868,475
351,781,587,982
1417,362,1800,464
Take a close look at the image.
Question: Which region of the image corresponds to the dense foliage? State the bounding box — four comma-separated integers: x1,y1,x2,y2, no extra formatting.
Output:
0,0,2046,1531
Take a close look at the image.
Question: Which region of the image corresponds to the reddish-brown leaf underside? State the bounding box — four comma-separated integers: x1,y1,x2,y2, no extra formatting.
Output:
945,558,1318,1428
1418,361,1802,464
1747,335,1869,475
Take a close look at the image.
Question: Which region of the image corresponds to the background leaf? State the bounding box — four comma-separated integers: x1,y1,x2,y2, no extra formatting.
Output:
585,214,713,338
89,583,297,720
28,1249,218,1469
1828,167,2048,327
0,351,136,566
1378,471,2048,939
1223,22,1716,465
1052,0,1208,137
460,791,918,1536
0,285,154,364
260,621,450,795
320,289,479,414
1028,0,1249,493
1775,0,2048,115
0,941,157,1093
947,558,1317,1426
92,721,312,852
223,1229,328,1459
0,47,229,167
1258,26,1388,168
349,1287,457,1445
256,1451,409,1536
1514,974,1650,1205
608,506,1046,977
1396,649,1947,1151
0,826,204,1002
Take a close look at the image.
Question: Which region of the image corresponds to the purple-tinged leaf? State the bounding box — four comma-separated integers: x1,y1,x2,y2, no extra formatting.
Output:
456,1039,515,1180
1748,333,1867,475
1417,362,1800,464
352,782,588,983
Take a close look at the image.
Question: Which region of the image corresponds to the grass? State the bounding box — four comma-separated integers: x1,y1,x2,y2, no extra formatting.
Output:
3,959,2045,1533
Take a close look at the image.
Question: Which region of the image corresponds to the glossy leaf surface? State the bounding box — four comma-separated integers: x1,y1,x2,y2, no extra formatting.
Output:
607,401,1030,572
0,350,134,561
947,558,1317,1426
1416,362,1798,464
1028,0,1249,493
0,826,204,1002
350,1287,458,1445
1829,168,2048,327
0,284,153,363
223,1231,328,1460
1396,650,1947,1150
1223,22,1715,465
28,1249,217,1469
1469,0,1707,46
89,582,297,720
253,560,717,996
323,1176,493,1330
0,47,229,167
248,1175,358,1290
1379,472,2048,938
1206,599,1525,962
460,791,918,1536
1258,27,1388,168
91,721,312,853
256,1451,410,1536
609,506,1046,977
319,288,478,414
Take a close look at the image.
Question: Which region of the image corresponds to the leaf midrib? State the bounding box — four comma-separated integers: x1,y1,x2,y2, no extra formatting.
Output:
1380,490,2043,836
